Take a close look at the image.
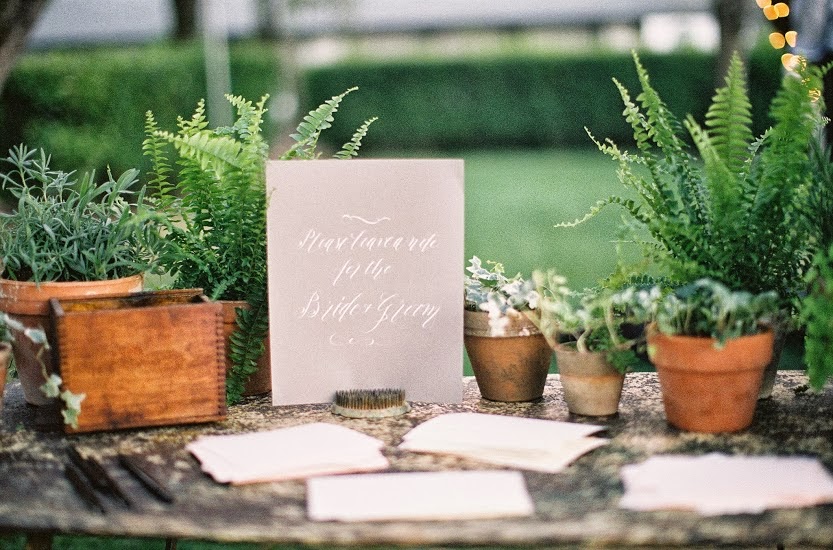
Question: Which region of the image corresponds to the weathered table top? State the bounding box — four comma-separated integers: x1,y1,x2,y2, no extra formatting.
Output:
1,372,833,548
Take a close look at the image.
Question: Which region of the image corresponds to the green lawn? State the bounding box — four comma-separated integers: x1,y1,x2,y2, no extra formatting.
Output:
462,147,633,289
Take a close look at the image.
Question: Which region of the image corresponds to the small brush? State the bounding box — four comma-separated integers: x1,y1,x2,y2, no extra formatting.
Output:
332,388,411,418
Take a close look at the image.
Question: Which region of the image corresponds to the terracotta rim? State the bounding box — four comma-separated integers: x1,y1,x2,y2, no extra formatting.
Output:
464,309,541,337
0,275,144,316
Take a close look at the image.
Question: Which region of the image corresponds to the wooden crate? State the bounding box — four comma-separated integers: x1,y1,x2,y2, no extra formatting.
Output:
50,289,226,433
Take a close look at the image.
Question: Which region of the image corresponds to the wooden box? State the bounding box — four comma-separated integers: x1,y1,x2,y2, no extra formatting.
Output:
50,289,226,433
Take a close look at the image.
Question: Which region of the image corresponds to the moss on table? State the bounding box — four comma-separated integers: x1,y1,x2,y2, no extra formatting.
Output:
1,373,832,548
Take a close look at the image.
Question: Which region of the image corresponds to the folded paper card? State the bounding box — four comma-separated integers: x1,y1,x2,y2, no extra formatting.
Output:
187,423,389,484
399,412,608,473
266,159,465,405
307,470,535,522
620,453,833,515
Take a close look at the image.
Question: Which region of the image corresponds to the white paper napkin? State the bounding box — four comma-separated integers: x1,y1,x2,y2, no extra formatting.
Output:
620,453,833,515
187,422,389,484
307,470,535,521
398,413,608,473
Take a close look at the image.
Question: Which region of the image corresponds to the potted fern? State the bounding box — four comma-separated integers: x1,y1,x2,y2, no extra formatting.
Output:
648,279,779,433
562,52,825,398
0,145,162,406
145,89,376,404
464,256,551,402
534,271,657,416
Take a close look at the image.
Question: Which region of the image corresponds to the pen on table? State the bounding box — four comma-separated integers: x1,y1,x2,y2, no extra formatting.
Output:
118,453,175,504
67,445,132,507
64,462,106,514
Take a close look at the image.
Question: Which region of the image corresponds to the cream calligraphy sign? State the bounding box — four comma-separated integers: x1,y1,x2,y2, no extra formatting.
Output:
266,159,464,405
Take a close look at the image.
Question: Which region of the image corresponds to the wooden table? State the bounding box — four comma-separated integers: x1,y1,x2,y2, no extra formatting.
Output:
2,372,833,548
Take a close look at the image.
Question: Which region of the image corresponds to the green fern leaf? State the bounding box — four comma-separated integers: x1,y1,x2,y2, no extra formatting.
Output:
280,86,358,160
334,117,378,159
141,111,175,209
704,52,753,176
227,289,269,405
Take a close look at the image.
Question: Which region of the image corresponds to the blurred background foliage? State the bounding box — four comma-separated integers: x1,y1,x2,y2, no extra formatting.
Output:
0,41,782,179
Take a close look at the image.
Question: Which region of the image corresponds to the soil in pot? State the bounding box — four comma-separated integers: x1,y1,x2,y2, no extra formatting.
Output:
648,327,774,433
221,301,271,396
0,275,143,405
464,310,552,402
554,343,625,417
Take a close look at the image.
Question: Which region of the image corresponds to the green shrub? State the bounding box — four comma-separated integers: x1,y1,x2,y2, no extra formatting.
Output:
0,40,280,179
301,48,782,152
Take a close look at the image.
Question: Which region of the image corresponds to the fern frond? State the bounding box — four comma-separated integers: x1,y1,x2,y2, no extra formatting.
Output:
684,115,730,219
556,196,651,229
334,117,378,159
227,289,269,405
177,99,209,136
631,51,685,154
705,52,754,176
280,86,358,160
142,111,176,209
158,130,244,175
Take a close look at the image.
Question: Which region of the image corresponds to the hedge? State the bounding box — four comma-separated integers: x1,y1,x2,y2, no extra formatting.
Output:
301,48,784,153
0,40,281,179
0,43,784,179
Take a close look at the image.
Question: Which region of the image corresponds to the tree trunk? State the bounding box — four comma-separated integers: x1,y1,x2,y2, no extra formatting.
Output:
173,0,198,40
714,0,747,84
0,0,49,95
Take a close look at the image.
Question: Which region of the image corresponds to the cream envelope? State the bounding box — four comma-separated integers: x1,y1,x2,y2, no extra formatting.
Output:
187,423,389,484
399,413,608,472
307,470,535,522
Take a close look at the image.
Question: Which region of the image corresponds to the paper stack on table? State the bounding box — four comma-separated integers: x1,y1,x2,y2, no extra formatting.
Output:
398,412,608,473
308,470,535,522
187,422,389,484
620,453,833,515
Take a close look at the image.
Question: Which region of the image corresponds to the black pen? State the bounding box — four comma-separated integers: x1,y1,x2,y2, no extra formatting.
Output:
64,462,106,514
118,453,175,504
67,446,132,507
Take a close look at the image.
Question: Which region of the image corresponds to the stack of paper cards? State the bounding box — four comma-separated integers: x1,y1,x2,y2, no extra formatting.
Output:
187,423,389,484
620,453,833,515
398,413,608,473
307,470,535,522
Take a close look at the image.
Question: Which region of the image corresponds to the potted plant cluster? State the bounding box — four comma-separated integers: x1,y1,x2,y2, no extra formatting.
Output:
647,279,779,433
464,256,552,402
145,88,376,404
534,271,658,417
561,52,826,398
0,145,164,406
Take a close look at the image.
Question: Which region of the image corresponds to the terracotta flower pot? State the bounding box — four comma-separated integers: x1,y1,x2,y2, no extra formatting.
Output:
647,325,774,433
464,310,552,402
554,344,625,417
221,301,271,396
0,275,143,405
758,318,787,399
0,341,10,416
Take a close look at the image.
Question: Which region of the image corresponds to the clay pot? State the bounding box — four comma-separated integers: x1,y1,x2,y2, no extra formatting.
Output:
758,318,787,399
464,310,552,402
554,343,625,417
647,325,774,433
221,301,271,396
0,275,143,405
0,341,10,415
